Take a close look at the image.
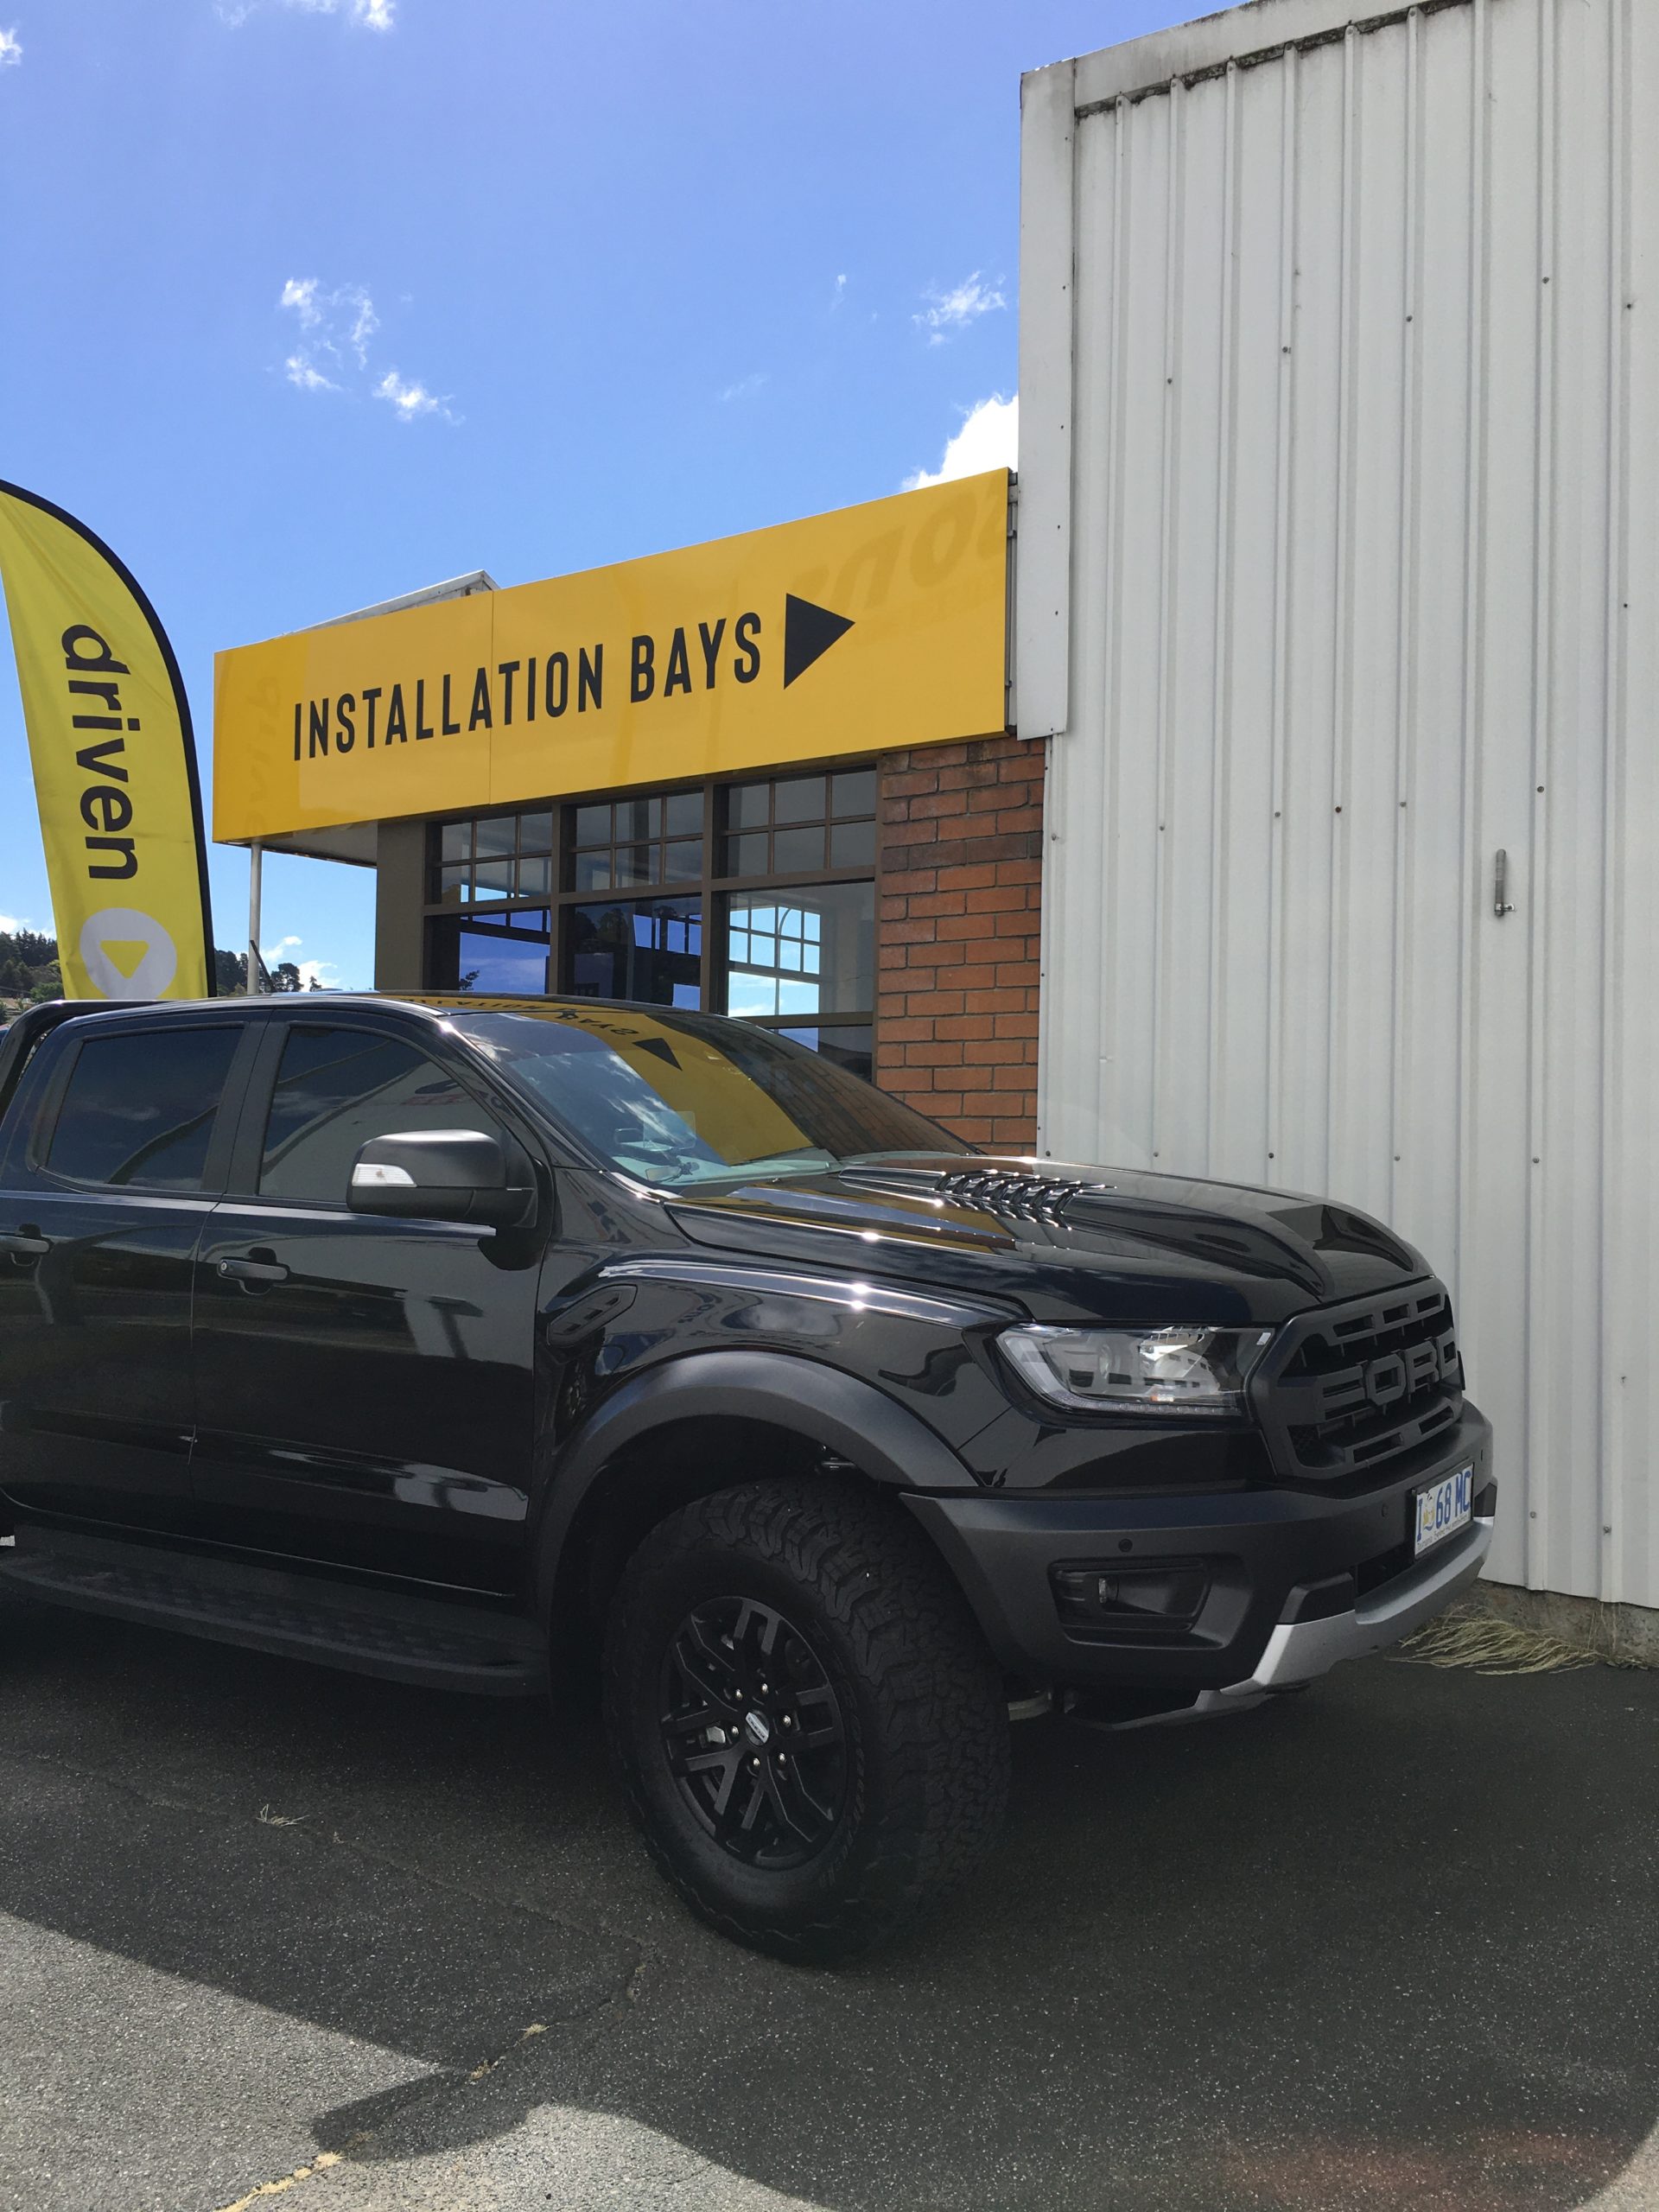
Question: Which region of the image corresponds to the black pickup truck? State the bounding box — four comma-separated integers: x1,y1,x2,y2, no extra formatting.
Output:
0,994,1493,1958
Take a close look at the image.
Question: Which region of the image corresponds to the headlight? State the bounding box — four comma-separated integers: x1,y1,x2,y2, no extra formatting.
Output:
998,1322,1277,1417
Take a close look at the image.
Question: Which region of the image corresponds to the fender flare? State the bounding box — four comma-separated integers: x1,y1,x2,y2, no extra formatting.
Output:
534,1349,974,1608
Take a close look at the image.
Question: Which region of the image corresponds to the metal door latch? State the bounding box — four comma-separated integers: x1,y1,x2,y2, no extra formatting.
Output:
1493,849,1516,918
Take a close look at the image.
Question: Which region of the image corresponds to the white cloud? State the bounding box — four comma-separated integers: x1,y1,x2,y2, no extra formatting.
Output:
830,273,847,309
277,280,445,417
904,391,1018,490
0,914,37,933
279,277,367,391
0,29,21,66
219,0,396,29
279,276,321,326
717,372,767,404
259,934,340,990
914,271,1007,346
374,367,448,423
344,290,378,365
279,276,374,364
284,353,339,392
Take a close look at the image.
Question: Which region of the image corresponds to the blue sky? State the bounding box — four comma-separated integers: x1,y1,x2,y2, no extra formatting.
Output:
0,0,1185,988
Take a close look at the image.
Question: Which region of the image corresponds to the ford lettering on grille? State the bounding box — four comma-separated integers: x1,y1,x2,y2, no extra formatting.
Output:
1250,1282,1463,1479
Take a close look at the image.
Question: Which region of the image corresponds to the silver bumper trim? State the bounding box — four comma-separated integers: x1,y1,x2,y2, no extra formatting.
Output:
1196,1513,1495,1713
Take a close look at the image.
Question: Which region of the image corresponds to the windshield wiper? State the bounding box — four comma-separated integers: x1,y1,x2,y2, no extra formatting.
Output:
728,1149,836,1173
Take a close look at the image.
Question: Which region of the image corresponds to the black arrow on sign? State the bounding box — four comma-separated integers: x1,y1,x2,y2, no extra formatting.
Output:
783,593,855,688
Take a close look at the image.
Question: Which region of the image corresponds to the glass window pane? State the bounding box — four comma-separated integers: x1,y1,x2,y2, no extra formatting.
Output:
772,824,826,874
615,796,661,843
721,881,873,1020
830,818,877,869
663,837,702,882
474,817,516,859
573,804,611,847
830,769,877,818
440,821,471,862
436,863,471,906
518,810,554,855
776,1025,874,1084
567,897,702,1008
723,831,769,879
571,849,612,893
47,1027,240,1191
728,781,769,831
259,1027,495,1205
427,910,551,996
613,842,659,889
516,855,552,899
665,788,704,838
445,1007,950,1186
774,775,826,824
472,857,513,899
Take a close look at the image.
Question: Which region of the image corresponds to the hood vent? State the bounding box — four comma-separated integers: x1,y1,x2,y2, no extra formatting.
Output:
836,1163,1114,1226
934,1169,1103,1224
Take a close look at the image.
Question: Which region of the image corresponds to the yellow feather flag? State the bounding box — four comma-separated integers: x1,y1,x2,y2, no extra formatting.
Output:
0,480,213,999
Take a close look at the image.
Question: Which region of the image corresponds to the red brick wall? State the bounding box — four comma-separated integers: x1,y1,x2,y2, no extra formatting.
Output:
874,735,1046,1153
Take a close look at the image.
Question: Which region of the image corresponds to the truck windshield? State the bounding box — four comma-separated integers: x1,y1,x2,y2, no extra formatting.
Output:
434,999,961,1187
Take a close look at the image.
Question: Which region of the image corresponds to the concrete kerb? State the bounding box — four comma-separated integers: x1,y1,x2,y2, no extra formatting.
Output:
1466,1578,1659,1669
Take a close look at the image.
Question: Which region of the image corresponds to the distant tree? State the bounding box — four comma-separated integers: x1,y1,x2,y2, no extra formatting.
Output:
210,948,334,994
0,930,334,1004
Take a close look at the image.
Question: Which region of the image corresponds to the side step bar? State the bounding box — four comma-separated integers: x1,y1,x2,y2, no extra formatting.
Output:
0,1527,546,1697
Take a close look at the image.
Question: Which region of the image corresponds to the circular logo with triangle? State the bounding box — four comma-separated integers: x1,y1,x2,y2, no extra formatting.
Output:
79,908,179,1000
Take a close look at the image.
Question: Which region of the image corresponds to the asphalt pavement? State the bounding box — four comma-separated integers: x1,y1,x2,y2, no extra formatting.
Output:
1,1581,1656,2212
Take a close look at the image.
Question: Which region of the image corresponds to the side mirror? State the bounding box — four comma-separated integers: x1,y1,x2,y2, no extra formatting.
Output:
349,1129,534,1228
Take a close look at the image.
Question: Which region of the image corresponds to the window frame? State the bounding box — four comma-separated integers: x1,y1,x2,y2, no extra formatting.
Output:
223,1007,558,1214
421,763,883,1059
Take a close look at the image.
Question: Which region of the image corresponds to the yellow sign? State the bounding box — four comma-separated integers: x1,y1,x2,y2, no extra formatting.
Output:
213,472,1008,843
0,481,214,999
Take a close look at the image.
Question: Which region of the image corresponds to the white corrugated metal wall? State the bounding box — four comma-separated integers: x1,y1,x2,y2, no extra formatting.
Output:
1020,0,1659,1608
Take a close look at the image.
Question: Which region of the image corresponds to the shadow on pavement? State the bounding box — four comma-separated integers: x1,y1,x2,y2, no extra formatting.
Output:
1,1586,1656,2211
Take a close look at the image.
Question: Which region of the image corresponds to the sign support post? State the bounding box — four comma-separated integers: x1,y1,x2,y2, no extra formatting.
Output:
247,842,263,995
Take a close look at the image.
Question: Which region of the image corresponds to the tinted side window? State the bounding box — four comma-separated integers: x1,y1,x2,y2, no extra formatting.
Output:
46,1027,241,1192
259,1027,493,1205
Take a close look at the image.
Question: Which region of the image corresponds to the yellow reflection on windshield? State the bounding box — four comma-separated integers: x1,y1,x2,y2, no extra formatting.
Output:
417,995,811,1166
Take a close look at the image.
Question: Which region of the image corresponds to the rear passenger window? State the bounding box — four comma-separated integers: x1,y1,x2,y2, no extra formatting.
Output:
259,1026,492,1206
46,1027,241,1192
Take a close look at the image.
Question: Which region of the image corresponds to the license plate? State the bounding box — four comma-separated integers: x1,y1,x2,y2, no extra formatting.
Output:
1414,1465,1474,1557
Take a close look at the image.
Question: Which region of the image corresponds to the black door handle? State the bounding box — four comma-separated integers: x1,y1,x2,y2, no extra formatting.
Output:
217,1254,289,1287
0,1230,51,1259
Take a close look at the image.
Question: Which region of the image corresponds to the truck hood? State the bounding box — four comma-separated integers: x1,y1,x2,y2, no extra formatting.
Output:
662,1154,1430,1327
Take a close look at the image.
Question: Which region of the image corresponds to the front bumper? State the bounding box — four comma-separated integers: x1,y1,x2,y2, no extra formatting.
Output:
904,1406,1493,1700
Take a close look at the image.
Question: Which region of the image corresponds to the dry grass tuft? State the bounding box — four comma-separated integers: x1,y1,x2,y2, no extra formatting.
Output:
1395,1608,1624,1675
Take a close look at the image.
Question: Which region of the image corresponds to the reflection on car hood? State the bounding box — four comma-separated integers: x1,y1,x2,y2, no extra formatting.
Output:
662,1154,1429,1326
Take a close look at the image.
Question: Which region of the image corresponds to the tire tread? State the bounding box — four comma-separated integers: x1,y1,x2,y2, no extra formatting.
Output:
602,1475,1010,1961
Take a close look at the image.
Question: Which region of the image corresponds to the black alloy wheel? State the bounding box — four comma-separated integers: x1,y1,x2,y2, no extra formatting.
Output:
660,1595,849,1870
602,1475,1011,1963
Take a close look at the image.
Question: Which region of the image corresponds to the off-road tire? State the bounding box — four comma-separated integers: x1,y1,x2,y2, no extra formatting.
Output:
601,1475,1010,1963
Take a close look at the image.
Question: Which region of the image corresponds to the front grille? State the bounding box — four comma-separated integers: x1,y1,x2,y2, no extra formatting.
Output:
1251,1280,1463,1480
